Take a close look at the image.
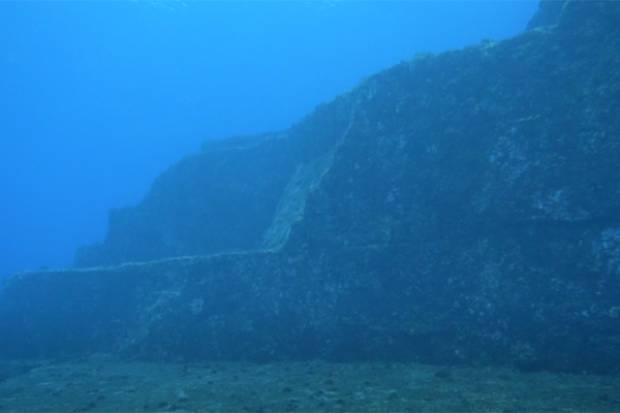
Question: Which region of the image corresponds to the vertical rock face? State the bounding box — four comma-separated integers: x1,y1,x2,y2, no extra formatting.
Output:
288,4,620,253
2,1,620,373
527,0,566,30
74,95,355,267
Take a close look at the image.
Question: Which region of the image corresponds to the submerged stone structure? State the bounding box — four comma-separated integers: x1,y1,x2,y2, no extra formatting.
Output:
1,1,619,373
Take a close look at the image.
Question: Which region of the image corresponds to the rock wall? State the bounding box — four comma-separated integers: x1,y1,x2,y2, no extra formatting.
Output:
2,1,620,373
75,93,356,267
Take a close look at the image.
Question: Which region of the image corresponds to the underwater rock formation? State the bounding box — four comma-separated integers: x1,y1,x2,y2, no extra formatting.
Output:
526,0,566,29
1,0,619,373
74,95,354,267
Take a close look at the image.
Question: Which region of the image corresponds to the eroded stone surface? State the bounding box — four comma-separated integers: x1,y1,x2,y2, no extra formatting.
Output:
1,1,620,373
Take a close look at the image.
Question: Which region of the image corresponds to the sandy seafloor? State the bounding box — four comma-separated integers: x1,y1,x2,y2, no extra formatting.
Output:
0,356,619,412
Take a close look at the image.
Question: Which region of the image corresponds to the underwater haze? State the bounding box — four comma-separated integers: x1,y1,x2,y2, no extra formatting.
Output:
0,1,536,278
2,1,620,412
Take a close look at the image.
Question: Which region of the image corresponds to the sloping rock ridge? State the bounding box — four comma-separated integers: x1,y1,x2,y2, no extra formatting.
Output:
1,1,619,373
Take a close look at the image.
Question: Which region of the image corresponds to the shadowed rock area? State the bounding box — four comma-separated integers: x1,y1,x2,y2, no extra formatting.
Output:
1,1,619,373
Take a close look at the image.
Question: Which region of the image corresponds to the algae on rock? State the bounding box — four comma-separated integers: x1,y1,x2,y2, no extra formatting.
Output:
2,0,620,373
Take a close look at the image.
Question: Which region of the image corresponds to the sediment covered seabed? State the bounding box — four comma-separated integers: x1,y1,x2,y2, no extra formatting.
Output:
1,357,619,412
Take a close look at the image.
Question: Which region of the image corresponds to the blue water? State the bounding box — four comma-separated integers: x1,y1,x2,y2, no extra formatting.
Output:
0,1,537,277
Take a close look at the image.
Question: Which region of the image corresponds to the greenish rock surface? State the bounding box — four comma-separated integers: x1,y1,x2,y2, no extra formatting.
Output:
1,1,620,373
